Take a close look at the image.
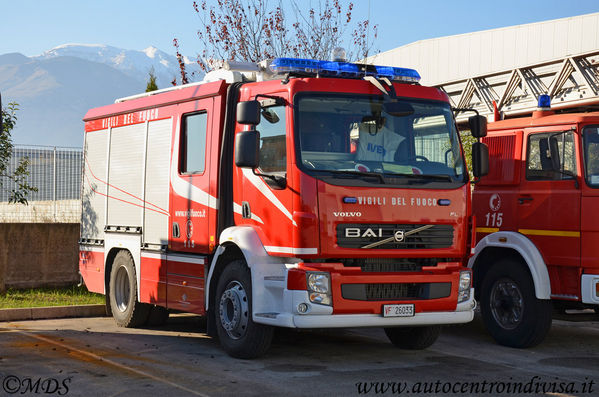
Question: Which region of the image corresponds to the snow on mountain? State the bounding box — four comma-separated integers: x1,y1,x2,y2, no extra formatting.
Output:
0,44,202,147
35,43,201,88
0,53,142,147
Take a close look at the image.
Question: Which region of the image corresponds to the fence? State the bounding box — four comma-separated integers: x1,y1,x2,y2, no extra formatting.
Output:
0,145,82,222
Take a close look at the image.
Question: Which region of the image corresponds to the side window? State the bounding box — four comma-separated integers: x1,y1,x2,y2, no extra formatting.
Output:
413,115,453,164
257,106,286,173
526,132,575,180
583,126,599,186
181,112,208,174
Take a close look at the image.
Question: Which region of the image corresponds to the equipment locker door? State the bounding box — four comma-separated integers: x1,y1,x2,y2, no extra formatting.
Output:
518,129,581,297
167,98,216,312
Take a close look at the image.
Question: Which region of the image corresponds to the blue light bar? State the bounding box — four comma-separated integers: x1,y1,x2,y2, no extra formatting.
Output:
270,58,321,74
538,94,551,108
269,58,421,83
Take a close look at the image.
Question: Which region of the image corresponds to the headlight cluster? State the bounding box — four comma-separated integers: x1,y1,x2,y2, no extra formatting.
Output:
307,272,331,306
458,270,472,303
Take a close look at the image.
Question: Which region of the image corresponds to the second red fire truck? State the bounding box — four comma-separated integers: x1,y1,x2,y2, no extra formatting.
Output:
470,95,599,348
79,57,486,358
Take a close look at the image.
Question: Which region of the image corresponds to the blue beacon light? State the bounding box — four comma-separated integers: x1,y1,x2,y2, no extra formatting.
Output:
269,58,421,83
538,94,551,108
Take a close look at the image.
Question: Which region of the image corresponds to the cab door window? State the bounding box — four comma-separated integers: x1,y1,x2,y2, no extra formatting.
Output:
583,126,599,187
180,112,208,174
257,106,286,173
526,132,576,180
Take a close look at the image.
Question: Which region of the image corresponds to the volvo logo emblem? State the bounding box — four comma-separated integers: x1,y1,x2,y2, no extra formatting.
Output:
394,230,405,242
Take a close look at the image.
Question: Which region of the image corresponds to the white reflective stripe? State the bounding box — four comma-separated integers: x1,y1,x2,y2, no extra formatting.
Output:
233,201,265,224
167,254,205,265
80,246,104,253
242,168,296,227
142,252,206,265
264,246,318,255
141,252,166,260
170,116,219,210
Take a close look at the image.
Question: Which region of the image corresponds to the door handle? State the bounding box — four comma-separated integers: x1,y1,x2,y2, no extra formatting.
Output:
518,197,534,204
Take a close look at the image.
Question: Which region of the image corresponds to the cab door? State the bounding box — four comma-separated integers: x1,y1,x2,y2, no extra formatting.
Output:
517,129,581,297
232,89,295,254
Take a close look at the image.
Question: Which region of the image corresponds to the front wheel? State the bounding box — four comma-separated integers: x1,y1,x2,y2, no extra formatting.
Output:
215,260,273,359
480,259,552,348
384,325,441,350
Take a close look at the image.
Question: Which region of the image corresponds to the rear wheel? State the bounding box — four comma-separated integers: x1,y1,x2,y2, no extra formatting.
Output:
109,250,151,327
215,260,273,359
480,259,552,348
384,325,441,350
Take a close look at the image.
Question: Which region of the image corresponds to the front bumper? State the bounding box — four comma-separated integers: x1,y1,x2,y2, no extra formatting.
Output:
253,288,475,328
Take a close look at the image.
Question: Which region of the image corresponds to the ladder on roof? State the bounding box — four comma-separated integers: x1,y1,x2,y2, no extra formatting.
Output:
435,49,599,123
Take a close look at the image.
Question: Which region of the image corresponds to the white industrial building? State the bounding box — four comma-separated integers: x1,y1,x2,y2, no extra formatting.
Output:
368,12,599,121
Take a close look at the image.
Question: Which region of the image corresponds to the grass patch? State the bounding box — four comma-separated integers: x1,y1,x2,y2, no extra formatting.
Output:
0,285,104,309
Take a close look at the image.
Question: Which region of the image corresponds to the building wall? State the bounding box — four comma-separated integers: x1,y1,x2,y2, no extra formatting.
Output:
368,12,599,86
0,223,80,289
0,200,80,223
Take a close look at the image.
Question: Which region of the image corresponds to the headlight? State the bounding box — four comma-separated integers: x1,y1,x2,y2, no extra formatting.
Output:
306,272,331,306
307,272,330,294
458,270,472,303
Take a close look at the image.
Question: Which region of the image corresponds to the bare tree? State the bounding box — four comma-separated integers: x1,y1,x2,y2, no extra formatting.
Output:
173,0,378,83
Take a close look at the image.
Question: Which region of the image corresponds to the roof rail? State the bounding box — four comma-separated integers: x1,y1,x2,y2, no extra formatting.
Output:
115,60,274,103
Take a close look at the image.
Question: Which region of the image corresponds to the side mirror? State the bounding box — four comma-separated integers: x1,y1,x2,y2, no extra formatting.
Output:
469,115,487,138
235,129,260,168
472,142,489,178
237,101,261,125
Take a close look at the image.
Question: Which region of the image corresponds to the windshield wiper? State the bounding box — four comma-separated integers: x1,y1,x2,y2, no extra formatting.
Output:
383,173,454,182
311,169,386,184
309,169,455,184
405,173,454,182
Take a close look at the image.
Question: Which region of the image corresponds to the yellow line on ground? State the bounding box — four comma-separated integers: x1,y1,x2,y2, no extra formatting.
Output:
12,328,211,397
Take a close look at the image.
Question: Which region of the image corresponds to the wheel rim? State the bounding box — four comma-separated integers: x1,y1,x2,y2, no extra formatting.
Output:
489,277,524,330
114,266,131,312
218,280,249,340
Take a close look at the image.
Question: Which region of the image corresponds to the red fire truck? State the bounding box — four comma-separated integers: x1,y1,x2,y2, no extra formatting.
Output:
79,57,486,358
470,95,599,348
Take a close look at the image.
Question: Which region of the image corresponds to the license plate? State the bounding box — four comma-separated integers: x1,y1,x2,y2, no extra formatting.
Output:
383,304,415,317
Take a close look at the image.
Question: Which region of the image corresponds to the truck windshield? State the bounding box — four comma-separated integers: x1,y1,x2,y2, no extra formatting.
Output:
583,125,599,187
295,94,466,184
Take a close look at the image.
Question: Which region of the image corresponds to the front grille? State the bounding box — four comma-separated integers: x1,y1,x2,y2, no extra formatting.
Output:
337,224,454,249
341,282,452,301
340,257,452,272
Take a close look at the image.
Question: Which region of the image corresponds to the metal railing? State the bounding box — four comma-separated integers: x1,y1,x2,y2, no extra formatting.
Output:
0,145,82,222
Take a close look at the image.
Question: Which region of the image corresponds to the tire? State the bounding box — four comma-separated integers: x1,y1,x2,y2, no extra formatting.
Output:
215,260,273,359
384,326,441,350
146,305,169,326
480,259,552,348
109,250,151,328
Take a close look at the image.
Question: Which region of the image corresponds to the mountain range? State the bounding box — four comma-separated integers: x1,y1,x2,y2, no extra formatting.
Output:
0,44,201,147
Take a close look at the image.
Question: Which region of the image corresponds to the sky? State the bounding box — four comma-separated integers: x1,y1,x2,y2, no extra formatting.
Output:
1,0,598,59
